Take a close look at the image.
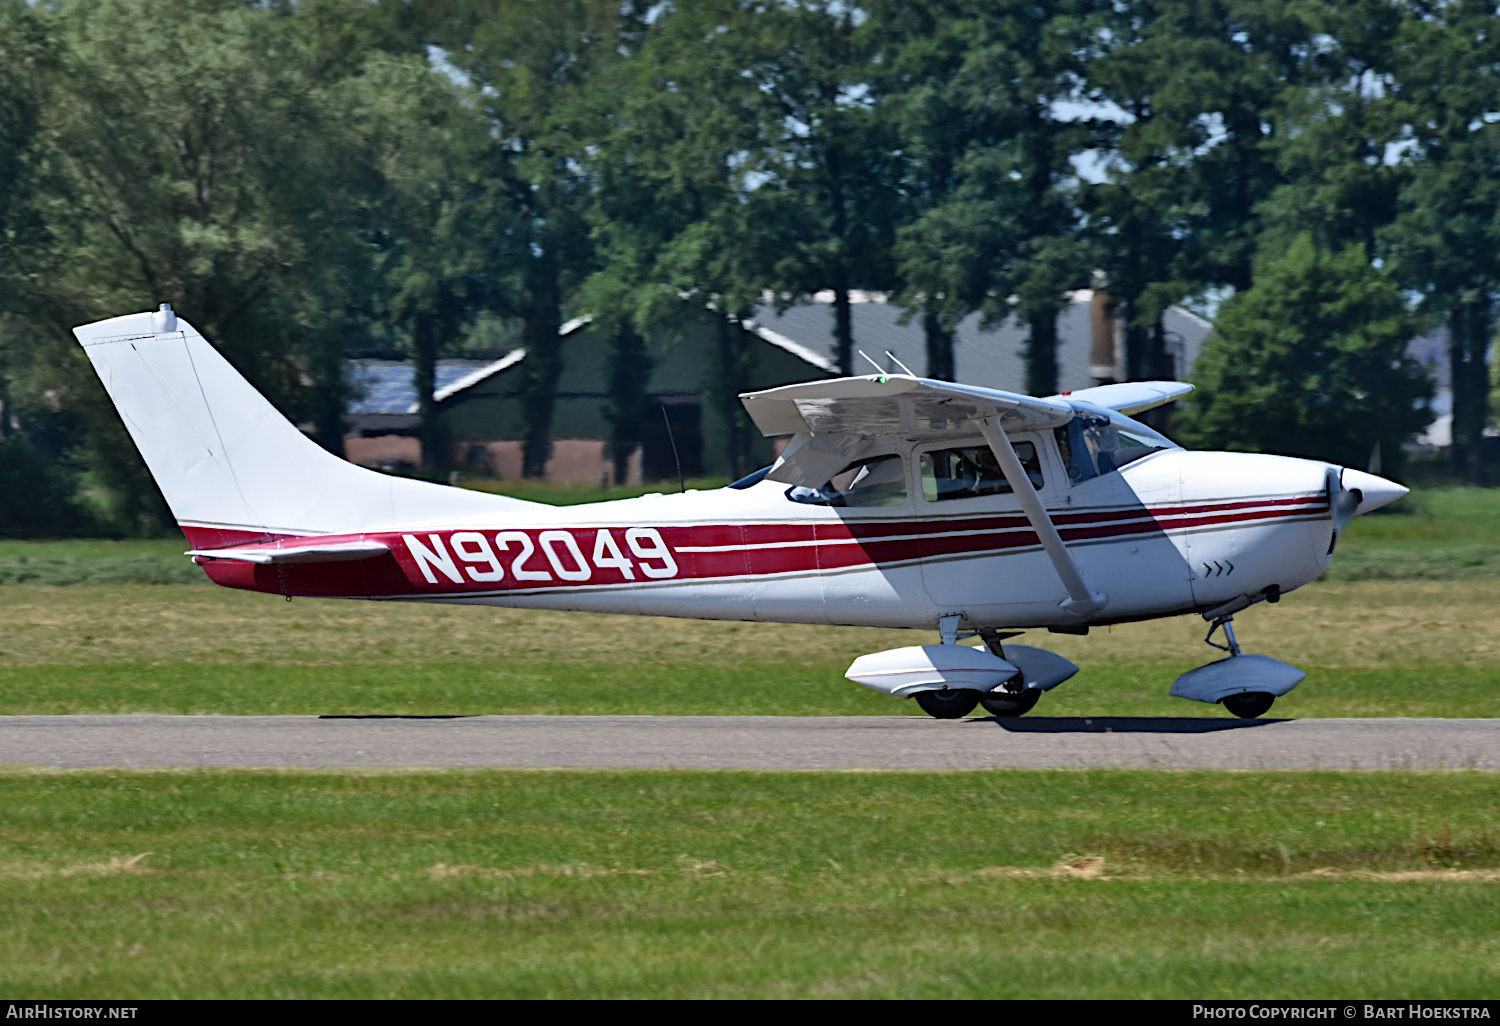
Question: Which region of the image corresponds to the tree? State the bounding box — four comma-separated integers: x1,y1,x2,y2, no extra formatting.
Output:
1177,234,1430,473
422,0,638,477
872,0,1090,388
1379,0,1500,483
334,52,502,471
0,434,100,538
0,0,53,323
741,1,901,376
583,0,794,479
6,0,418,529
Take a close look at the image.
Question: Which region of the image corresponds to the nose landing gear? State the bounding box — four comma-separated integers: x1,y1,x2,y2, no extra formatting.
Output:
1169,613,1307,717
1203,617,1275,718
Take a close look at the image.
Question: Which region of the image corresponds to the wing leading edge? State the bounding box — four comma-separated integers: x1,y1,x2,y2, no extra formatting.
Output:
1056,380,1193,416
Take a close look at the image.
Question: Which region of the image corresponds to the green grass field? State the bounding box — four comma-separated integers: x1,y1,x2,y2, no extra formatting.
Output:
0,543,1498,716
0,577,1496,717
1,767,1496,998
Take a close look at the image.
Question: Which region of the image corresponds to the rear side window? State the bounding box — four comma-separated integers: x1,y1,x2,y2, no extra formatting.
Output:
786,453,908,507
920,442,1042,502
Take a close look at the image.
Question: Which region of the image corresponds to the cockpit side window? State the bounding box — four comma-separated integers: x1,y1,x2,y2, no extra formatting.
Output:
786,453,908,507
1055,413,1168,483
919,441,1042,501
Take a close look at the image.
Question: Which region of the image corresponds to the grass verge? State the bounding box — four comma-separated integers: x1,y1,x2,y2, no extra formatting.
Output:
0,767,1495,998
2,662,1494,718
0,580,1498,717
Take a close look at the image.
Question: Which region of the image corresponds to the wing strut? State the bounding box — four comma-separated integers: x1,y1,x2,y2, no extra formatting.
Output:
977,418,1106,617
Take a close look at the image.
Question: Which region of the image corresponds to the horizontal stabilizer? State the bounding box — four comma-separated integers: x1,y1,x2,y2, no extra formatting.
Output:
1057,381,1194,416
187,540,390,565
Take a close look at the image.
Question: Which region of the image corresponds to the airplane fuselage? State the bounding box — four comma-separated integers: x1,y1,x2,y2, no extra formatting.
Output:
187,447,1337,633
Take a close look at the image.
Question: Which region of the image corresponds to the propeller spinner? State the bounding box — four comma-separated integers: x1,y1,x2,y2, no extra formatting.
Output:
1326,465,1408,551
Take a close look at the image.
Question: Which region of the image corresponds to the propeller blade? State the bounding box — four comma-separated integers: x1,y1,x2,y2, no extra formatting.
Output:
1325,468,1360,555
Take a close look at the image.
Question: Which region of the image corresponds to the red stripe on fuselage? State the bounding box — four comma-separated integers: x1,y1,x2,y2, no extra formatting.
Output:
183,495,1328,599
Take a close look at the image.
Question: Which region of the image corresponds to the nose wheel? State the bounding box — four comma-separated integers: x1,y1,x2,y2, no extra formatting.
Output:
1222,691,1275,718
1206,616,1276,719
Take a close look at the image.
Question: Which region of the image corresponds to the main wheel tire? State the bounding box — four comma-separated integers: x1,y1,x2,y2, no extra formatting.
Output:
1222,691,1275,719
914,689,981,719
978,688,1041,717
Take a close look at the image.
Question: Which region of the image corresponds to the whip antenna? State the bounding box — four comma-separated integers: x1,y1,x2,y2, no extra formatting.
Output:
884,350,916,377
660,403,685,493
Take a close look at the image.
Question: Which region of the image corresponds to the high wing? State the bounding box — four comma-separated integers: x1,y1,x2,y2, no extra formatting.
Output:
739,375,1105,615
740,374,1074,489
1054,380,1193,416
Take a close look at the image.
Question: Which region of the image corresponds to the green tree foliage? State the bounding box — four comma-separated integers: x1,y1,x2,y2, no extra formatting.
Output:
0,0,54,314
2,0,419,530
1177,235,1431,472
1,0,1489,526
583,0,798,478
332,53,503,471
1379,0,1500,483
872,0,1090,387
422,0,637,477
0,435,98,538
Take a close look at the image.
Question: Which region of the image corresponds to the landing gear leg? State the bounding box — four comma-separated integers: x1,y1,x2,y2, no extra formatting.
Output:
1206,616,1275,719
976,628,1041,717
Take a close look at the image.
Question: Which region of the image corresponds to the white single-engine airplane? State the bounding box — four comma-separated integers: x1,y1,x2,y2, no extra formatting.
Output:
74,305,1406,719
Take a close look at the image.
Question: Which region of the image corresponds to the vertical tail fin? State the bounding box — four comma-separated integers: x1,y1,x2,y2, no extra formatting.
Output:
74,308,538,541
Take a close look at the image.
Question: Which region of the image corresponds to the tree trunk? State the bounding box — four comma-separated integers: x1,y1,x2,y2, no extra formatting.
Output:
824,139,855,376
1450,297,1491,485
922,304,953,381
519,256,563,480
1123,303,1170,383
605,321,651,485
832,280,854,377
1024,306,1058,396
0,370,13,437
412,310,444,472
1122,298,1149,382
715,312,752,480
308,335,346,458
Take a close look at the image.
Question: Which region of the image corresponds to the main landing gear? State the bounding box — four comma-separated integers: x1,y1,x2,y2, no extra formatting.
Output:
914,689,981,719
912,624,1043,720
913,678,1042,720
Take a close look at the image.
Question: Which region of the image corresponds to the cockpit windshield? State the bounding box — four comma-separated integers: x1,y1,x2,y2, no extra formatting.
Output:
1055,410,1174,484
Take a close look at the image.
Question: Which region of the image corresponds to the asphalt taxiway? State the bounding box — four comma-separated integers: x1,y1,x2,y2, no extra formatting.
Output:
0,714,1495,770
